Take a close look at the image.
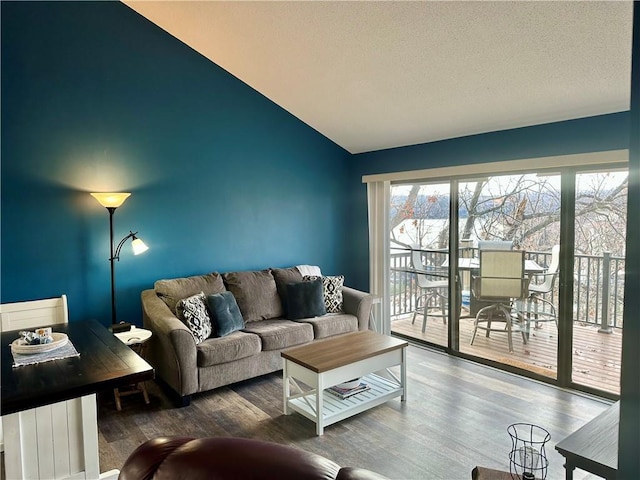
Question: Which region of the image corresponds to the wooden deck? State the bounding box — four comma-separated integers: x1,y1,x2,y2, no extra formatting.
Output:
391,311,622,395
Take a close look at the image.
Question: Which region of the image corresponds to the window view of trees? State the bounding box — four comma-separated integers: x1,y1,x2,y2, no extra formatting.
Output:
574,172,628,257
390,171,627,257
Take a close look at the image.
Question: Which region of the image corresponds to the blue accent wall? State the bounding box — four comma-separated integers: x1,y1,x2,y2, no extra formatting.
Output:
346,112,631,290
1,1,351,325
1,1,633,329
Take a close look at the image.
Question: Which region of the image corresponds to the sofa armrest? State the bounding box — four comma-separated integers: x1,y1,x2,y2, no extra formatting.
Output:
342,286,374,331
141,289,198,398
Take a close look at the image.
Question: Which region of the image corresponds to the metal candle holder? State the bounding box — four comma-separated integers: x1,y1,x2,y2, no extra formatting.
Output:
508,423,550,480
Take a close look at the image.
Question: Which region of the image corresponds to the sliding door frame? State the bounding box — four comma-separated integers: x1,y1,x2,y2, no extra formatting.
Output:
364,149,628,395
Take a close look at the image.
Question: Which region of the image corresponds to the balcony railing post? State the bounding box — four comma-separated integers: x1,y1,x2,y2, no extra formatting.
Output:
460,238,473,308
599,251,613,334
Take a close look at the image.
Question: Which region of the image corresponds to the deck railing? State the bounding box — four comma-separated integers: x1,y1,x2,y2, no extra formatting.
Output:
390,248,625,329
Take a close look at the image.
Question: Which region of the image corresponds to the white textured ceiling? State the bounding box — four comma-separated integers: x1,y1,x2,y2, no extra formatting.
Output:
123,1,633,154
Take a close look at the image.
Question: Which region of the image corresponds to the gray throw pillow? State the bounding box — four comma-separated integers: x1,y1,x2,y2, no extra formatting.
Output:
286,279,327,320
175,292,212,344
206,291,245,337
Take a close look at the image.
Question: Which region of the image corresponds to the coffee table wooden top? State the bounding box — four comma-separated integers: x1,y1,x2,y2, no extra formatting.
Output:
281,330,408,373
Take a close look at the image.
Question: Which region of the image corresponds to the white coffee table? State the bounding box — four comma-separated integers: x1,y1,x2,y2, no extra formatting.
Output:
281,330,407,435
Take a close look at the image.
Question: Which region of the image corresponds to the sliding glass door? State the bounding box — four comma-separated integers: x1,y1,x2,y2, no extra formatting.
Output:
571,169,627,395
384,160,627,396
389,181,451,348
456,172,560,381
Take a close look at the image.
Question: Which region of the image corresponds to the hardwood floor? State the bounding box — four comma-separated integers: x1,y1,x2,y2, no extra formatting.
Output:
98,343,612,479
392,312,622,395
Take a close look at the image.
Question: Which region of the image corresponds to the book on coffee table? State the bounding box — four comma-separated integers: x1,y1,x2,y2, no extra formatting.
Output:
327,382,370,399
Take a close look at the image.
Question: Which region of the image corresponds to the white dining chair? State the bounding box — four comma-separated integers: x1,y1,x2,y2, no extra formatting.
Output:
0,295,69,454
0,294,68,332
1,296,122,479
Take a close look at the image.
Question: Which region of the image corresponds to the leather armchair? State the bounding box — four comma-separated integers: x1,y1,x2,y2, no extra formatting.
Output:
118,436,389,480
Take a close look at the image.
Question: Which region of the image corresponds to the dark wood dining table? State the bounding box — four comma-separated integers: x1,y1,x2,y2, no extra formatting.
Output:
1,319,154,479
2,319,153,414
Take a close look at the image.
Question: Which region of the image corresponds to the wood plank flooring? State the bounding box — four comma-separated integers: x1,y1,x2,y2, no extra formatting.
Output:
392,313,622,395
97,343,612,479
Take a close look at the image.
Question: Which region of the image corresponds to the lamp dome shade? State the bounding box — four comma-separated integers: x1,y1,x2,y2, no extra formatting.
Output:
91,192,131,208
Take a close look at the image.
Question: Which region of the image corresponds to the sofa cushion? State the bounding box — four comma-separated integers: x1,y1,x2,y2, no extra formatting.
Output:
286,279,326,320
242,319,313,351
223,270,282,322
155,272,226,314
175,292,212,344
303,275,345,313
271,267,303,316
295,313,358,339
207,292,245,337
196,330,262,367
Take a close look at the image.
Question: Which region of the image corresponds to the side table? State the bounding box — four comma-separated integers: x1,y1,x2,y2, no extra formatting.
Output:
113,326,152,411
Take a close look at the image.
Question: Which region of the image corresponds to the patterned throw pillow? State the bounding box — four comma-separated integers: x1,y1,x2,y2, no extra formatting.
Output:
303,275,344,313
176,292,212,344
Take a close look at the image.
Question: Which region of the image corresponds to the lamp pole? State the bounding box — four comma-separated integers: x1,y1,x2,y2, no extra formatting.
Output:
91,192,147,326
107,206,117,325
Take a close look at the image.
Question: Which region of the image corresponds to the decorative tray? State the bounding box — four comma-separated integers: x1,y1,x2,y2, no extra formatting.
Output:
11,332,69,355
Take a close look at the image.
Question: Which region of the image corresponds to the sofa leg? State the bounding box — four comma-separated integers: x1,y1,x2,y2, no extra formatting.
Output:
153,377,192,408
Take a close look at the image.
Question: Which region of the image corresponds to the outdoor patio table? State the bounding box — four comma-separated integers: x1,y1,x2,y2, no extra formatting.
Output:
442,257,545,317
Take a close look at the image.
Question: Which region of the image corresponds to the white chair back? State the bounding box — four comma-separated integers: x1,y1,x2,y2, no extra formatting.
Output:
536,244,560,292
548,244,560,273
0,294,68,332
411,250,446,288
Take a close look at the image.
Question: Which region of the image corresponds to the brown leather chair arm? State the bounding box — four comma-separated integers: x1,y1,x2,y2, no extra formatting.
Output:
119,436,390,480
118,436,193,480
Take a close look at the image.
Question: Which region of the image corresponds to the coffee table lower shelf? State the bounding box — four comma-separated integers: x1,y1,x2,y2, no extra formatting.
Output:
286,373,403,431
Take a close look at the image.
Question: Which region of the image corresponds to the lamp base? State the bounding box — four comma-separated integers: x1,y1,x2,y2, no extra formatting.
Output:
111,322,132,333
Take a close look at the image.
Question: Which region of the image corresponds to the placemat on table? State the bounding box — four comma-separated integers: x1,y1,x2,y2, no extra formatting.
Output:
12,340,80,367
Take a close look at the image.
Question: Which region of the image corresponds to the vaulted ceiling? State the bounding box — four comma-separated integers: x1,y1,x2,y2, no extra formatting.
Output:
124,1,634,154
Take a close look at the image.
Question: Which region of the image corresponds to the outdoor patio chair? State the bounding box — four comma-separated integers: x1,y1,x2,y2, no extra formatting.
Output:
526,244,560,331
410,249,448,333
470,250,529,352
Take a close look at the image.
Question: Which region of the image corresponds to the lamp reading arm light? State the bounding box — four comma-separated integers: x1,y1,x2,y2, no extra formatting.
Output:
112,231,149,261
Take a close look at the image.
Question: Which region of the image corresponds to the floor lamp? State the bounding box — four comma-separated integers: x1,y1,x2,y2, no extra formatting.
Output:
91,192,148,327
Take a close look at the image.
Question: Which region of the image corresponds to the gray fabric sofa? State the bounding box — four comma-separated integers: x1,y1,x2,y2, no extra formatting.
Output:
141,266,374,406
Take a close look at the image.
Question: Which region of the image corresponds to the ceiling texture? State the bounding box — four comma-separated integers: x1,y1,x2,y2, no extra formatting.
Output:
123,1,634,154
